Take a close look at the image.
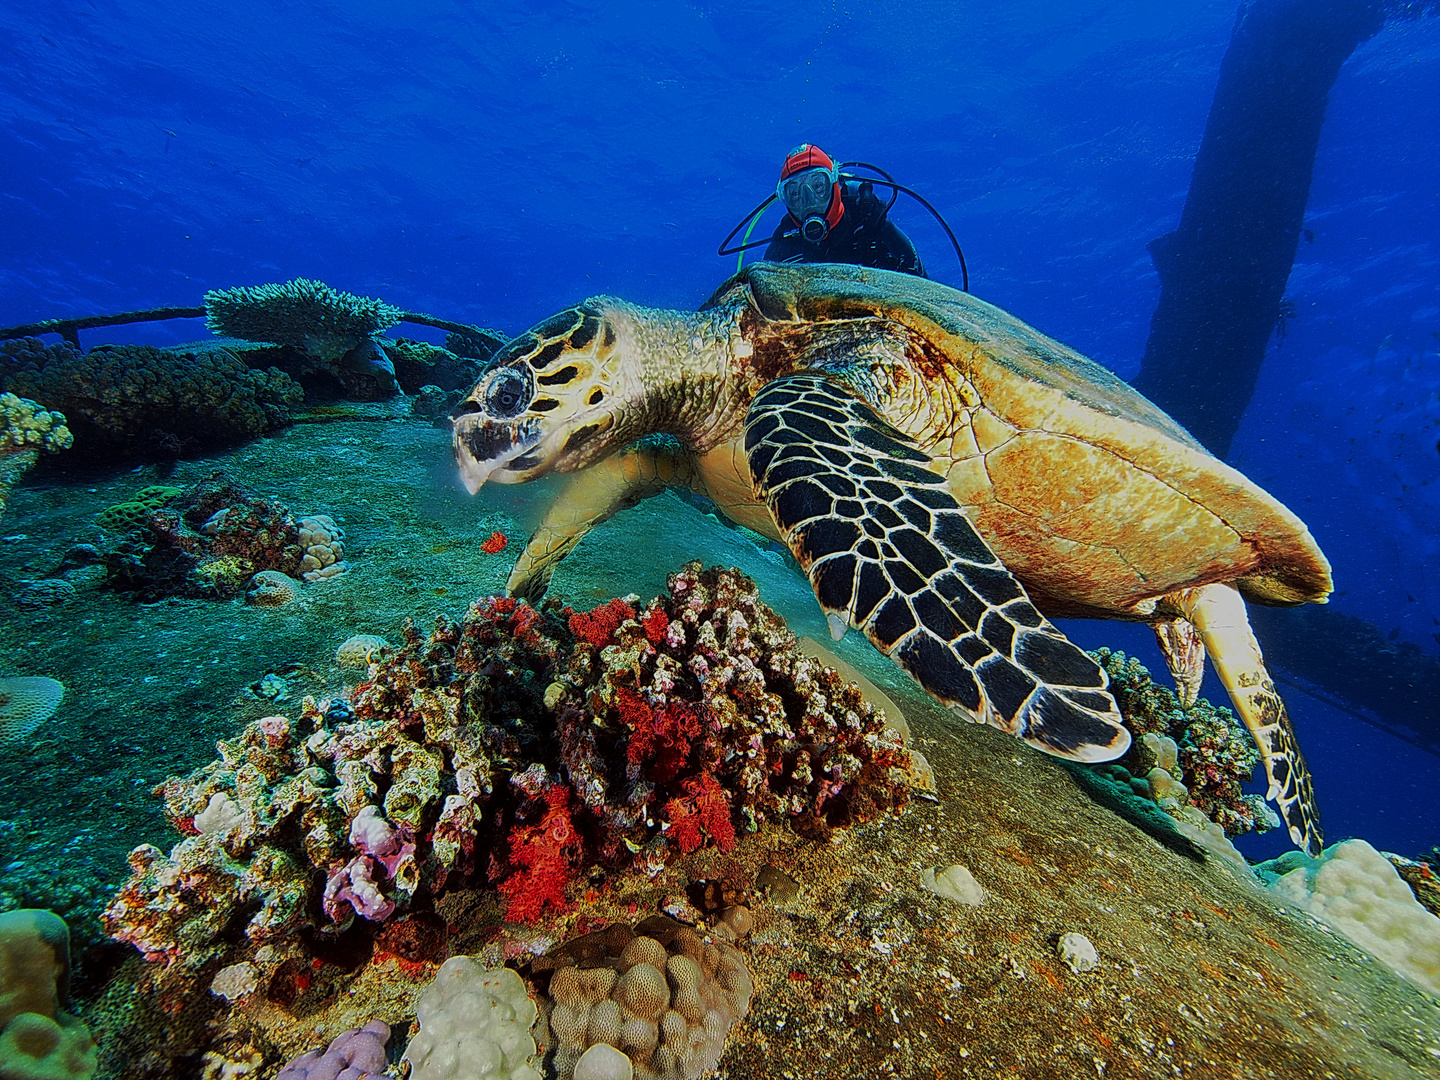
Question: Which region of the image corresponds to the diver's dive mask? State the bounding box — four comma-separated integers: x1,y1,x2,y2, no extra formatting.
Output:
778,165,843,242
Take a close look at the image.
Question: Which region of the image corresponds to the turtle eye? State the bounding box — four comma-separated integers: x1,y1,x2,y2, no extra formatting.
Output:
485,367,532,418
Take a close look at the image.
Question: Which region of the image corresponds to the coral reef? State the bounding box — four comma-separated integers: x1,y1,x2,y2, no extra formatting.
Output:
1091,648,1265,836
99,472,343,603
0,339,299,460
0,677,64,744
528,916,753,1080
444,326,509,363
101,563,922,1009
0,909,96,1080
204,280,404,365
0,390,72,520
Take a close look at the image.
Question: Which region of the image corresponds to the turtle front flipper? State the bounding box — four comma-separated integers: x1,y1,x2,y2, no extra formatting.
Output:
507,444,698,603
745,374,1130,763
1173,582,1322,856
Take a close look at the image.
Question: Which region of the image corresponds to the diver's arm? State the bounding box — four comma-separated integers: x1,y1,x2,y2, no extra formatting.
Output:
876,218,927,277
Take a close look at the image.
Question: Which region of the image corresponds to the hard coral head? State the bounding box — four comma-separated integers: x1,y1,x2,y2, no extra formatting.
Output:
451,302,620,492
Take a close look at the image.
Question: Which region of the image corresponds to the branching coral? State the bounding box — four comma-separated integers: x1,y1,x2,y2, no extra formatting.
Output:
1092,648,1265,836
204,279,404,363
0,338,298,460
0,390,72,519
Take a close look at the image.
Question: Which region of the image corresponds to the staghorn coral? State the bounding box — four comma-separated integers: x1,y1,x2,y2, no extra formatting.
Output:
0,338,299,460
204,279,403,364
1092,648,1265,836
102,564,922,1008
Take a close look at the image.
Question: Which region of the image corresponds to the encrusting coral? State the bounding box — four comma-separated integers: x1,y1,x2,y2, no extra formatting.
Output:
101,563,924,1012
0,338,298,460
1091,648,1267,836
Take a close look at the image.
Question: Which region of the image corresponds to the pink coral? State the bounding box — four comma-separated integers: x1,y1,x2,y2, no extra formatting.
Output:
276,1019,392,1080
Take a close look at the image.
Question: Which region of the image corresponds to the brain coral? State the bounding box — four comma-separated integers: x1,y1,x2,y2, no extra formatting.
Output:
0,339,300,460
204,279,404,363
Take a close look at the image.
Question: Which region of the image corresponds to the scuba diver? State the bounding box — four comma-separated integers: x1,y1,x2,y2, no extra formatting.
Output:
719,143,969,290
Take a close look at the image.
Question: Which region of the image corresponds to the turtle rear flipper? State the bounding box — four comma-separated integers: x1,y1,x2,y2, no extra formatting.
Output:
1173,582,1323,856
746,373,1130,763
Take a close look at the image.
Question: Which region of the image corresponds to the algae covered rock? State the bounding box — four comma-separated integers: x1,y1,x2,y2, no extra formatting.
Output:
0,338,299,460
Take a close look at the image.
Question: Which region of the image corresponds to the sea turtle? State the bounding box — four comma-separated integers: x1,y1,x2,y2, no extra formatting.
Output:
451,263,1332,855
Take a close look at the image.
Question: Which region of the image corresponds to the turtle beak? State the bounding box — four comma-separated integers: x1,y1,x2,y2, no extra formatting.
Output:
451,410,543,492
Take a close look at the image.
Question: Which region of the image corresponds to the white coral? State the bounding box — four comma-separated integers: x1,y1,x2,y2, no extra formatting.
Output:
297,514,347,582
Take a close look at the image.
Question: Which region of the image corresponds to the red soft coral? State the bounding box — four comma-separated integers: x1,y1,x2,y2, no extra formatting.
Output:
498,785,579,922
624,696,701,783
569,599,636,648
686,773,737,852
664,795,704,854
661,774,736,855
642,605,670,645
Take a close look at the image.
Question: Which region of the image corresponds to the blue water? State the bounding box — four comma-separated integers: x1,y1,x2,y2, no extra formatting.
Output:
2,1,1437,857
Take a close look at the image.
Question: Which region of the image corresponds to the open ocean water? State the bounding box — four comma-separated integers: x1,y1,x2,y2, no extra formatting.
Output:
1,3,1438,1078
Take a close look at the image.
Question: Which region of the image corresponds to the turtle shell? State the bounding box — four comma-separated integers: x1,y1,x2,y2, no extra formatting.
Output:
720,263,1331,618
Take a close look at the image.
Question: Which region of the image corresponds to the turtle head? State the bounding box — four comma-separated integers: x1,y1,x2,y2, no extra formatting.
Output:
452,302,620,492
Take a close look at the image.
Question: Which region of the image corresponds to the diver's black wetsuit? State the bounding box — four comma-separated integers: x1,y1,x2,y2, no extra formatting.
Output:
764,185,927,277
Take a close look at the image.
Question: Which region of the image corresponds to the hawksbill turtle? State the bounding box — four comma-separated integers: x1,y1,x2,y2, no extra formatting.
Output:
451,263,1332,856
